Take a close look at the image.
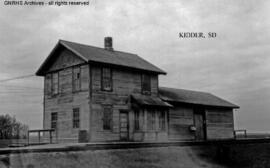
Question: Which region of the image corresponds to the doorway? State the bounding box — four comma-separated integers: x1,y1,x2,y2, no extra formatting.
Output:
194,108,206,140
119,110,129,141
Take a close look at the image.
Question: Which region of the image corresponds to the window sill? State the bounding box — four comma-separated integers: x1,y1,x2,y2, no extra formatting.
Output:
101,89,113,92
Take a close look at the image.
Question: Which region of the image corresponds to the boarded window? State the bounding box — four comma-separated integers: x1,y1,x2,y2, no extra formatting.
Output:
52,72,59,95
158,111,165,131
101,67,112,91
73,108,80,128
51,112,57,129
142,74,151,95
103,106,112,130
73,67,81,92
147,110,155,130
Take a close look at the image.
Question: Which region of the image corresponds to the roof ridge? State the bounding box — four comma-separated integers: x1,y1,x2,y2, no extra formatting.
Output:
159,86,211,95
59,39,138,56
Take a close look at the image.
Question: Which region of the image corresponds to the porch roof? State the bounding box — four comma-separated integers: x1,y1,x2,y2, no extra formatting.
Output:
131,94,173,108
159,87,239,109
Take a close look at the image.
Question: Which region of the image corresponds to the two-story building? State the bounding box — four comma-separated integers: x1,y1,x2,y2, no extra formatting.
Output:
36,37,239,143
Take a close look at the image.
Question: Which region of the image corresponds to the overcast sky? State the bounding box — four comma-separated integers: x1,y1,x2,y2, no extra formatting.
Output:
0,0,269,132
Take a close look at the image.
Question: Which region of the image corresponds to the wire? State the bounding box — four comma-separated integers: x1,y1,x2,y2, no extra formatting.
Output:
0,74,36,83
0,84,42,90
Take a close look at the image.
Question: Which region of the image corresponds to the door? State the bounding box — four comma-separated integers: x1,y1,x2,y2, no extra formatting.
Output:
120,111,129,141
194,108,206,140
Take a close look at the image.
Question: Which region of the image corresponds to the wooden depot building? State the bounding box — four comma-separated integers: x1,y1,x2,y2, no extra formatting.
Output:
36,37,239,143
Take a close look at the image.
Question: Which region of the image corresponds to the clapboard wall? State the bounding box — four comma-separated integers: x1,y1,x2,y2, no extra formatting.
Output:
168,105,195,141
89,65,159,141
43,49,90,143
206,108,234,139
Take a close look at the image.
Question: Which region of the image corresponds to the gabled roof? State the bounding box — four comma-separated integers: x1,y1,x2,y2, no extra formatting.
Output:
159,87,239,108
36,40,166,76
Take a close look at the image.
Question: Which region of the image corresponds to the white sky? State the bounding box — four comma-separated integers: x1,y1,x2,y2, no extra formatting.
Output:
0,0,270,132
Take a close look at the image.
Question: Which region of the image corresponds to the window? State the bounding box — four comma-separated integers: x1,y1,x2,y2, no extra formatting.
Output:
134,110,140,131
45,74,52,96
142,74,151,95
51,112,57,129
158,111,165,131
101,67,112,91
147,110,155,130
103,106,112,130
52,72,59,95
73,67,81,92
73,108,80,128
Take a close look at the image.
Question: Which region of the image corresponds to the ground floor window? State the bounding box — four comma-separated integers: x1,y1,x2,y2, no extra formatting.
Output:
145,109,166,131
51,112,57,129
73,108,80,128
103,106,112,130
134,110,144,131
158,111,166,131
134,110,140,131
147,110,156,130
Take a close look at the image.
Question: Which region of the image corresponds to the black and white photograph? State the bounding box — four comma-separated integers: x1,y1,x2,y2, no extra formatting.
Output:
0,0,269,167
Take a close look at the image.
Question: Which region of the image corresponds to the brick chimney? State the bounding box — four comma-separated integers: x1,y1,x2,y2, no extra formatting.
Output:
104,37,113,51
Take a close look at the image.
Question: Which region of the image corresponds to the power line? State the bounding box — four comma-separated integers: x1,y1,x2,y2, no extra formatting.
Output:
0,84,42,90
0,74,36,83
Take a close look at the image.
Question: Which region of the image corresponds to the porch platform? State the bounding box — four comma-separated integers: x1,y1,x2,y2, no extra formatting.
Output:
1,138,270,155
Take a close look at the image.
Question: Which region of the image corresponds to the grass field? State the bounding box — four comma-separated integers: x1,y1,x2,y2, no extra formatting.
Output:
1,142,270,168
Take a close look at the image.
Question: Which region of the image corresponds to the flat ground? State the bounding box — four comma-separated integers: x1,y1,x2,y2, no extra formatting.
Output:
4,146,225,168
1,143,270,168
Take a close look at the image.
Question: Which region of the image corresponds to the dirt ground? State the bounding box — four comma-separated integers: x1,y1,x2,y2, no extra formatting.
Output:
1,143,270,168
2,146,226,168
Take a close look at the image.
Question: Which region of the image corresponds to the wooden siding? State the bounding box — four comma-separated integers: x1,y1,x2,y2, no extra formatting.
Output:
90,65,159,141
206,108,234,140
44,52,90,142
49,49,84,72
168,106,194,140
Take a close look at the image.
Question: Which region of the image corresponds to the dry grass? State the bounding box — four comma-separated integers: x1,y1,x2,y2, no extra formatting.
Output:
2,143,270,168
6,146,226,168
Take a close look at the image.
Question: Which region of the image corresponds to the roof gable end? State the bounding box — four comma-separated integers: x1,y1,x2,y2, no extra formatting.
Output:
36,40,87,76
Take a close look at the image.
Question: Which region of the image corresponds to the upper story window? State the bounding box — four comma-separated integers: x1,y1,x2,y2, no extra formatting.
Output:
72,67,81,92
101,67,112,91
141,74,151,95
52,72,59,95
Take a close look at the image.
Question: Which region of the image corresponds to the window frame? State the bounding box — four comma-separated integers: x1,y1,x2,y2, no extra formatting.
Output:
72,66,81,92
72,108,80,129
51,72,59,95
141,74,151,95
51,112,58,129
158,111,166,131
134,110,140,131
147,110,156,131
101,67,113,92
102,106,113,131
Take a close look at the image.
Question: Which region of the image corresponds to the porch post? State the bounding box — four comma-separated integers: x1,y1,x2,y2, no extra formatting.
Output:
50,130,52,144
143,109,147,140
38,131,41,144
165,110,169,133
